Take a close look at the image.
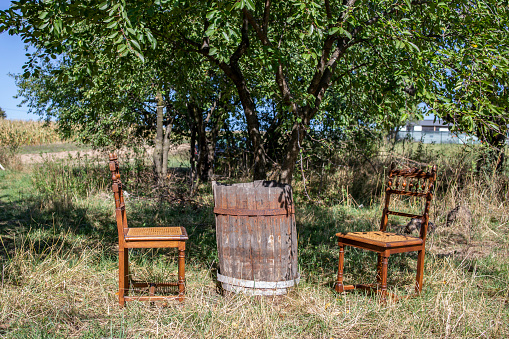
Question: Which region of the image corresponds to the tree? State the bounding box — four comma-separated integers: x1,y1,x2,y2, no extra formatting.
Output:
415,2,509,170
2,1,508,183
0,107,6,119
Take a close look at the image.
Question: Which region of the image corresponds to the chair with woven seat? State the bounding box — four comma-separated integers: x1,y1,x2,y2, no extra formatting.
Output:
109,154,188,306
335,164,437,301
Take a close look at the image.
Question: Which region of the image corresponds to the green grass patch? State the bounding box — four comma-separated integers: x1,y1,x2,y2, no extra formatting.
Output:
19,143,91,155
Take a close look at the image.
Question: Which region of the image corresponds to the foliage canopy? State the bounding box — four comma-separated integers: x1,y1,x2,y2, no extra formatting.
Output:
2,0,508,180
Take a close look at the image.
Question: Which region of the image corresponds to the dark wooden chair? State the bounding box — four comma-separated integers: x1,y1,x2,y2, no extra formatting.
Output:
335,164,437,301
109,154,188,306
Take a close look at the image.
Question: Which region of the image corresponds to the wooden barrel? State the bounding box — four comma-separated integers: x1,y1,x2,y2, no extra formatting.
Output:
212,180,299,296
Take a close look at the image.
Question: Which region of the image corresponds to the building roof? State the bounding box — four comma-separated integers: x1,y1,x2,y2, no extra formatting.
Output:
412,118,453,127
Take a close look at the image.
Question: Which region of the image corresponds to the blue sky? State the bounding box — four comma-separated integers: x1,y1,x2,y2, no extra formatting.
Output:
0,0,37,120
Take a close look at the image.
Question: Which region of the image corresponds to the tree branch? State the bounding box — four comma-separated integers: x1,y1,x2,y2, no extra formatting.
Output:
243,8,269,45
263,0,271,34
230,14,250,65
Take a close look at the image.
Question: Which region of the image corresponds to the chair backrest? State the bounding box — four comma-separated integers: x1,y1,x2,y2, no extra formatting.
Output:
380,164,437,241
109,154,128,240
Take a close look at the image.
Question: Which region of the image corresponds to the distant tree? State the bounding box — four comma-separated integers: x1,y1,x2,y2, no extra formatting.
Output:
0,107,6,119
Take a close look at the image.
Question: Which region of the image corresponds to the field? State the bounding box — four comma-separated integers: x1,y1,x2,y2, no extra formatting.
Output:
0,122,508,338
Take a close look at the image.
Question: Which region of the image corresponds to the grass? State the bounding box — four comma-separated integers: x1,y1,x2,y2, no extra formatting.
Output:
19,143,91,155
0,144,508,338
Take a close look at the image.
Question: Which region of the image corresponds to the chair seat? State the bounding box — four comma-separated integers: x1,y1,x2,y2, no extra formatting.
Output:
336,231,423,248
125,226,188,241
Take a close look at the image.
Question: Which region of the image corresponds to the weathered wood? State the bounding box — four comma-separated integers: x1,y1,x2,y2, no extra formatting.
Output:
109,154,188,306
335,164,437,302
213,180,299,295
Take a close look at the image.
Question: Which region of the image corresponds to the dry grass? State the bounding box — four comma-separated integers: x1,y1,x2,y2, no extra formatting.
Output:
1,233,506,338
0,144,508,338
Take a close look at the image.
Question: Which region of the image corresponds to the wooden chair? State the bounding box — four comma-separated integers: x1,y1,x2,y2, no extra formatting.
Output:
109,154,188,306
335,164,437,301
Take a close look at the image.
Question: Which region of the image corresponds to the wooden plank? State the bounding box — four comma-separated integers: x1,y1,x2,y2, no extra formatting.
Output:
271,186,280,281
245,185,254,281
252,183,264,282
274,186,291,281
289,185,298,280
228,185,237,278
214,183,223,278
124,241,182,248
258,184,271,281
237,185,249,280
386,210,422,219
222,184,231,277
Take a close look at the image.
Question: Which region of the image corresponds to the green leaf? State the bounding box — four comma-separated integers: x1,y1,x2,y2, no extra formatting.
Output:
119,47,129,57
338,27,352,39
245,0,255,11
130,39,141,51
53,18,62,34
117,44,127,53
206,10,218,20
38,11,49,19
106,21,118,29
99,1,109,10
406,41,420,52
205,26,216,37
222,31,229,42
136,52,145,63
108,31,119,39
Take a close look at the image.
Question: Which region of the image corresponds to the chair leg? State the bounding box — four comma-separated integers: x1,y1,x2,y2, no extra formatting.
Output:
376,253,383,285
415,249,425,293
379,255,389,302
119,249,129,307
178,245,186,302
335,245,345,293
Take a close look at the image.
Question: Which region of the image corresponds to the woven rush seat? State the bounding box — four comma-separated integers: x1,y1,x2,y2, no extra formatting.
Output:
337,231,423,248
126,226,185,241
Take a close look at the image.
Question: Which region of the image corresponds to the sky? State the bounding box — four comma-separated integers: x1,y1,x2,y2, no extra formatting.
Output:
0,0,37,120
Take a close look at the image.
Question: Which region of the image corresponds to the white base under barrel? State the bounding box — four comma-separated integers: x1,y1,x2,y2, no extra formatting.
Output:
218,273,300,296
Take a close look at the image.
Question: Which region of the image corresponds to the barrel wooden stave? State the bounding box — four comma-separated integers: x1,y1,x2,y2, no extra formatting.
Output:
213,181,299,294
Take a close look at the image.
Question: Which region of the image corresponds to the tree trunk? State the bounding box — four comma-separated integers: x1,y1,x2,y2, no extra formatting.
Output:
188,101,212,182
236,83,267,180
153,92,164,183
161,117,173,179
280,110,311,184
153,92,174,184
201,14,267,181
189,122,197,188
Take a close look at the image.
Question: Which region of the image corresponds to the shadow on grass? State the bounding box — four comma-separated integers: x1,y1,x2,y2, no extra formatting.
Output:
0,191,218,271
0,180,418,293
